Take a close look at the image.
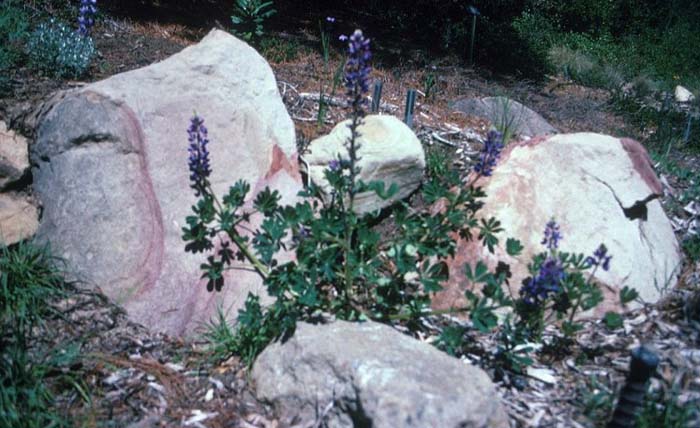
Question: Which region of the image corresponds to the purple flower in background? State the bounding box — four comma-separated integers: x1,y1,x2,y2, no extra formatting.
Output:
521,257,566,305
326,16,336,23
473,130,504,176
78,0,97,36
328,159,341,171
585,244,612,271
187,115,211,196
338,34,348,41
344,29,371,109
541,219,562,251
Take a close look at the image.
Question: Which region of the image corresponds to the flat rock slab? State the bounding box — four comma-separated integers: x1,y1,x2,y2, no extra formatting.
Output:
253,320,508,428
0,121,29,189
435,133,682,316
451,96,557,138
0,192,38,245
303,115,425,214
31,29,299,336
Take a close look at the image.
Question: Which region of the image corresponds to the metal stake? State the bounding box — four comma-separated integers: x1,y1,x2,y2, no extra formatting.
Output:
404,89,417,128
371,81,383,113
607,346,659,428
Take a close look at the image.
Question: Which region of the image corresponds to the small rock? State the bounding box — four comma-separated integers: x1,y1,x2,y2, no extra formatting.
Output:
303,115,425,215
451,97,557,138
675,85,696,103
0,121,29,190
526,367,557,385
0,192,39,245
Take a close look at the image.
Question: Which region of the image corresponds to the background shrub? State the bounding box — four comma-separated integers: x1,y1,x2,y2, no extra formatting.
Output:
27,18,95,78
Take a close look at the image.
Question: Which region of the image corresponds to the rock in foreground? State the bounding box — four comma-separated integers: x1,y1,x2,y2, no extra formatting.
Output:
31,29,299,336
435,133,682,315
252,320,508,428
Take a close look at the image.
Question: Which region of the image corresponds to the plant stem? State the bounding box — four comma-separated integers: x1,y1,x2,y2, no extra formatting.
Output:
206,184,270,280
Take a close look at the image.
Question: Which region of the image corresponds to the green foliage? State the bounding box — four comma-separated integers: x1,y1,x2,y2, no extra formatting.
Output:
230,0,276,44
0,0,31,93
1,242,70,428
422,70,437,99
27,18,95,78
637,388,698,428
578,375,616,423
603,311,623,329
682,235,700,263
184,101,505,365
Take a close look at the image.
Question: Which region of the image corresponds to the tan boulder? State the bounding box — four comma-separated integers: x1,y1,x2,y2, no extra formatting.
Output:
0,121,29,189
0,193,39,245
31,29,299,336
303,115,425,214
435,133,682,316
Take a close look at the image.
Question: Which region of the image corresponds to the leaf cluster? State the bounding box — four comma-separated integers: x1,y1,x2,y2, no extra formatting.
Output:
230,0,276,44
26,18,95,78
183,129,499,364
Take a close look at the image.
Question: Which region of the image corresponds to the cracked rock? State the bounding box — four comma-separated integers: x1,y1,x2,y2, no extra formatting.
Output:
435,133,682,316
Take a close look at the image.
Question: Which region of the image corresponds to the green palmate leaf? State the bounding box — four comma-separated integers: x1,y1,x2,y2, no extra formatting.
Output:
254,187,281,215
436,325,465,356
223,180,250,209
465,261,491,283
619,286,639,304
478,217,502,253
364,180,399,200
603,311,623,329
506,238,524,257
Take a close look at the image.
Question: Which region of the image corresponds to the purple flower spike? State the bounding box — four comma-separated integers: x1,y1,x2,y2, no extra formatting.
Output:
473,130,504,177
344,29,372,110
78,0,97,36
585,244,612,271
328,159,341,171
187,115,211,196
521,257,566,305
541,219,562,251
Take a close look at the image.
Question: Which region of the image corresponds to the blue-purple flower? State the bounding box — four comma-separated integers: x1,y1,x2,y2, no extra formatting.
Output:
78,0,97,36
344,29,372,107
328,159,341,171
187,115,211,196
541,219,562,251
585,244,612,271
521,257,566,305
473,130,504,176
326,16,336,23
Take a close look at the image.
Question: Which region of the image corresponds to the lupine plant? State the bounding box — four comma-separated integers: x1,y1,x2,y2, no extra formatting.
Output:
77,0,97,36
183,29,505,365
184,28,631,369
454,217,638,373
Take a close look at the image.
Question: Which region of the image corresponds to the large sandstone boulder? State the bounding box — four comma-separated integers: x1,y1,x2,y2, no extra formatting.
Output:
253,320,508,428
303,115,425,214
0,121,29,189
435,133,682,316
31,29,300,336
451,96,557,138
0,193,39,246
